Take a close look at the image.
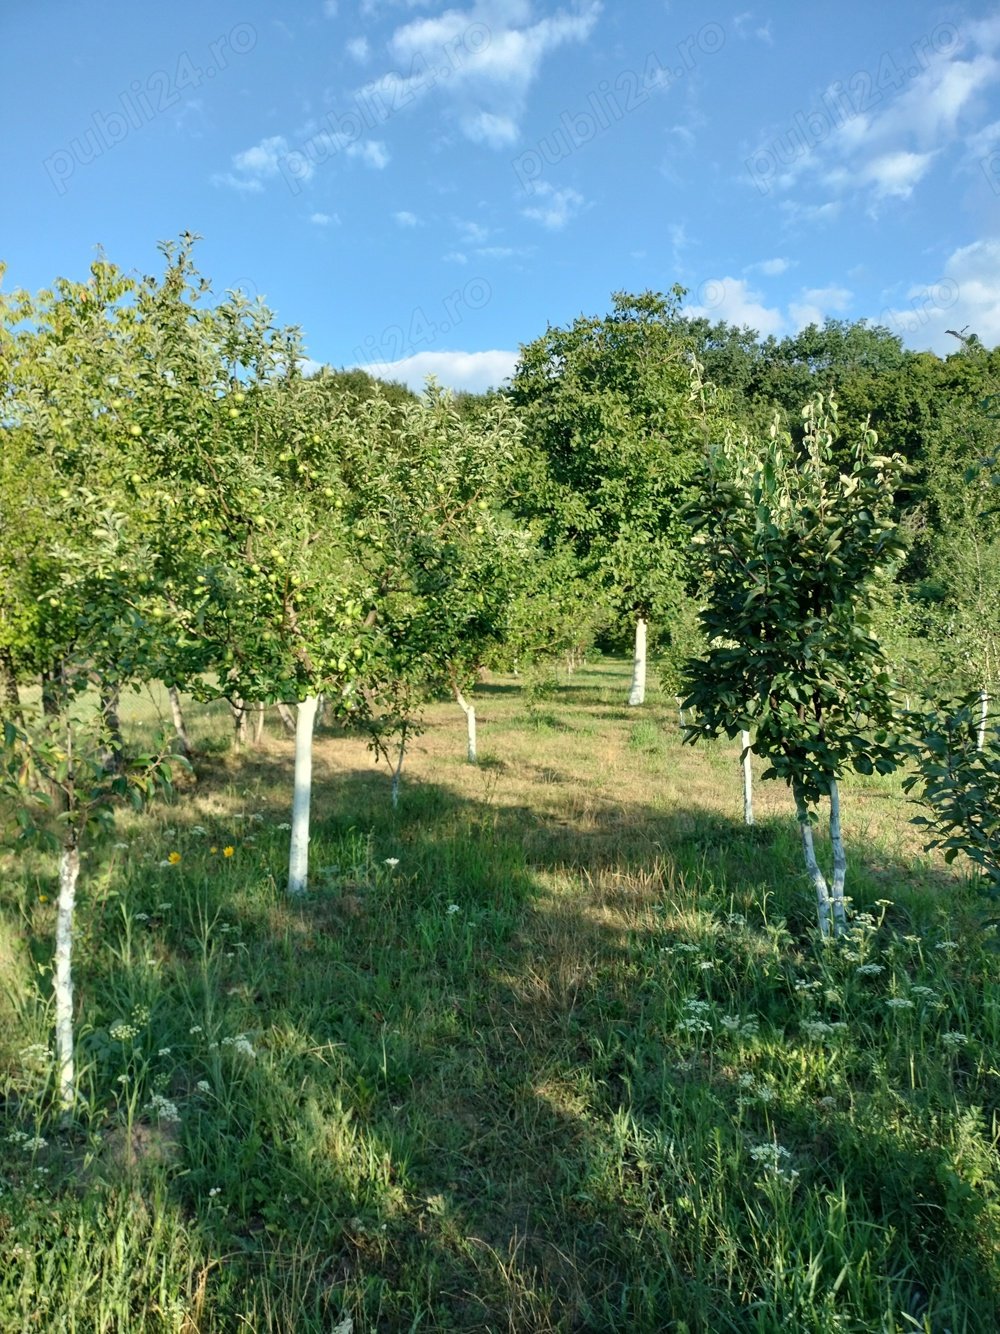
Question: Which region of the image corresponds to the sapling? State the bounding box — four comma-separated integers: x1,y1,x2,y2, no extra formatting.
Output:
682,396,906,936
2,693,177,1115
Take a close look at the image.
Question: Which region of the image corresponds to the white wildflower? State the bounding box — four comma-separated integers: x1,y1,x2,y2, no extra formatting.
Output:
195,1080,211,1093
143,1093,180,1123
222,1034,256,1058
384,857,399,868
941,1032,969,1049
886,998,914,1010
856,963,884,976
447,904,460,915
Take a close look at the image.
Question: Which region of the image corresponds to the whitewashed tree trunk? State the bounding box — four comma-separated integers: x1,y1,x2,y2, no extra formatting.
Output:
253,701,266,745
55,841,80,1115
799,812,832,940
627,617,647,707
741,730,754,826
796,786,849,940
287,695,318,896
167,687,192,758
828,778,848,936
455,688,477,764
391,725,408,809
978,688,988,752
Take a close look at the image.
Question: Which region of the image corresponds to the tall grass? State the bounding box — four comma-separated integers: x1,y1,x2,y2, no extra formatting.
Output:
1,661,998,1331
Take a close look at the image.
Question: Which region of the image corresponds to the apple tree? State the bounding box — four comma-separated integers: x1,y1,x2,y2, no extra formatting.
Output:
681,397,907,937
509,289,705,706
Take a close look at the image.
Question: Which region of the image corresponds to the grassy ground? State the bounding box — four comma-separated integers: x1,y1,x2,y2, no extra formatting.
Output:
1,659,998,1332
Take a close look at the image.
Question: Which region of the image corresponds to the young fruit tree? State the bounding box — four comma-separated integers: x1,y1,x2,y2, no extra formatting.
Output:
903,694,1000,894
682,396,907,937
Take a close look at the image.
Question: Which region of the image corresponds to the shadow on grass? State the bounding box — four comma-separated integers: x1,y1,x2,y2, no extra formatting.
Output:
7,733,998,1332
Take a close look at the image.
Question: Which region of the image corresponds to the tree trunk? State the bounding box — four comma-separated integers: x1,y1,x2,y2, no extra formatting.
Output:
741,730,754,826
796,787,847,940
254,701,266,745
627,617,647,707
55,838,80,1116
978,688,988,752
456,687,477,764
287,696,318,895
0,646,22,724
167,687,192,759
41,663,66,718
276,702,297,736
99,682,125,773
230,696,249,747
391,724,408,810
799,811,832,940
828,778,848,936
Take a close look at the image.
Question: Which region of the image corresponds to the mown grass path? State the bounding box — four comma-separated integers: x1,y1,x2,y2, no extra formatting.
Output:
2,659,998,1331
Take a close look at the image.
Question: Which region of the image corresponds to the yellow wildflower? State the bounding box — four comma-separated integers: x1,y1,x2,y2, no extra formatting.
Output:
38,894,48,904
210,847,218,854
223,846,235,858
167,851,182,865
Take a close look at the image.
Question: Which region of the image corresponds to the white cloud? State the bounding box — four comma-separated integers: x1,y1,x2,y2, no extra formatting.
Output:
747,257,793,276
232,135,290,179
358,348,518,393
310,211,338,225
323,1,338,17
347,139,389,168
346,36,370,63
789,285,852,329
748,31,1000,212
462,110,519,146
686,279,855,337
860,149,936,199
879,237,1000,352
685,277,784,336
457,219,490,243
521,182,584,229
211,172,265,193
394,210,420,226
356,1,602,148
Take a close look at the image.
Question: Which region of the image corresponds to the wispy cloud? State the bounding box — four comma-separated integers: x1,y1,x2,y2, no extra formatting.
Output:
746,27,999,213
394,209,420,226
747,257,794,276
521,181,584,229
357,1,602,148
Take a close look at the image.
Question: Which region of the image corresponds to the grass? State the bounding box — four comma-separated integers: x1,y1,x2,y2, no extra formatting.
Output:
1,658,999,1332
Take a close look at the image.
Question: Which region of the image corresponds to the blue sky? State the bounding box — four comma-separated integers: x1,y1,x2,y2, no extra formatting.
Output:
4,0,1000,391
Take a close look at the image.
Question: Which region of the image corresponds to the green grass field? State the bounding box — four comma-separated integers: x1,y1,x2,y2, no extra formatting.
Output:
1,659,998,1332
